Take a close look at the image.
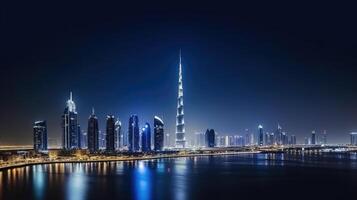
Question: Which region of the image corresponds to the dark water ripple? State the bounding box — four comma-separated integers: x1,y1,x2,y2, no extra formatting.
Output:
1,153,357,200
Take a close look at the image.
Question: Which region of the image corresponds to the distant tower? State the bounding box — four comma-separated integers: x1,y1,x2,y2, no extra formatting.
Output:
258,125,264,146
141,122,151,152
87,108,99,152
128,115,140,152
106,115,116,152
154,116,164,151
176,50,186,148
311,130,316,145
33,120,48,151
322,130,327,145
275,124,283,145
350,132,357,145
205,129,216,148
62,92,81,149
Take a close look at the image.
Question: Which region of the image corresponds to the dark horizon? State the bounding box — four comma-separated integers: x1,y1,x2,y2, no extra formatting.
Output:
1,1,357,145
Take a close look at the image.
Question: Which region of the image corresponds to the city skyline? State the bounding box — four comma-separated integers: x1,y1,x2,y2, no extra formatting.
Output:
2,2,357,145
1,53,355,146
2,2,357,200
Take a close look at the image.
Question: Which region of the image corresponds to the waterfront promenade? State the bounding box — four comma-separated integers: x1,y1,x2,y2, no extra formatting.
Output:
0,151,260,171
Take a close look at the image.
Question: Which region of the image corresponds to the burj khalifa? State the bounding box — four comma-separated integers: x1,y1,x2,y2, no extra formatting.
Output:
176,51,186,148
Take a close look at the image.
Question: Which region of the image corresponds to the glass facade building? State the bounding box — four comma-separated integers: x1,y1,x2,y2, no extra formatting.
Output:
205,129,215,148
141,122,151,152
128,115,140,152
154,116,164,151
106,115,116,151
33,120,47,151
87,108,99,152
62,92,81,149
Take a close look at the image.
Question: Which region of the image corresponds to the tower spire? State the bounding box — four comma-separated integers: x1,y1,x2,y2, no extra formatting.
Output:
179,49,181,66
92,107,95,115
70,91,73,101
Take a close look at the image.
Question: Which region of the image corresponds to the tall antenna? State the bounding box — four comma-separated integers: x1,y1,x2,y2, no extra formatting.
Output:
179,49,182,66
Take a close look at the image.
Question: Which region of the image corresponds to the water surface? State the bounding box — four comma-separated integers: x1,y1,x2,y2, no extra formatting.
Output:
1,153,357,200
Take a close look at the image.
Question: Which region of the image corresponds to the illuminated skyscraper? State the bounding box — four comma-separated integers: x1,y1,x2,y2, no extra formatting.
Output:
106,115,116,152
33,120,47,151
350,132,357,145
99,130,106,149
269,133,275,145
321,130,327,145
87,108,99,152
290,135,297,145
258,125,264,146
128,115,140,152
311,130,316,145
275,124,283,145
81,131,87,149
141,122,151,152
62,92,81,149
154,116,164,151
194,132,205,147
205,129,215,148
176,51,186,148
244,129,251,146
115,120,122,150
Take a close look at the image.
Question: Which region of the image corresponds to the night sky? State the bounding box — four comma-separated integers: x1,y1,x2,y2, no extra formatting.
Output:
1,1,357,145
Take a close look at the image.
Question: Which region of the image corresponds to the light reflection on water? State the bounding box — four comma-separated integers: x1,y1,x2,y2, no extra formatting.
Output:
134,161,152,200
33,165,45,200
1,153,357,200
66,164,88,200
173,158,188,200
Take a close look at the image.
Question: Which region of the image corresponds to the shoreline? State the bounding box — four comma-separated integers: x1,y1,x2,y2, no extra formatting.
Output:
0,151,260,171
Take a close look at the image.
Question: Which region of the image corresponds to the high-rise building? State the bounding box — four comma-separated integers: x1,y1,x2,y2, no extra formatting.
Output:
165,133,171,148
350,132,357,145
194,132,205,147
269,133,275,145
154,116,164,151
216,136,225,147
77,125,82,148
128,115,140,152
290,135,297,145
321,130,327,145
115,120,122,150
81,131,87,149
87,108,99,152
228,136,235,146
176,51,186,148
123,122,128,148
234,135,244,146
282,132,288,145
62,92,81,150
275,124,283,145
141,122,151,152
205,129,215,148
258,125,264,146
99,130,106,149
311,130,316,145
264,132,269,145
244,129,251,146
106,115,116,152
33,120,47,151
